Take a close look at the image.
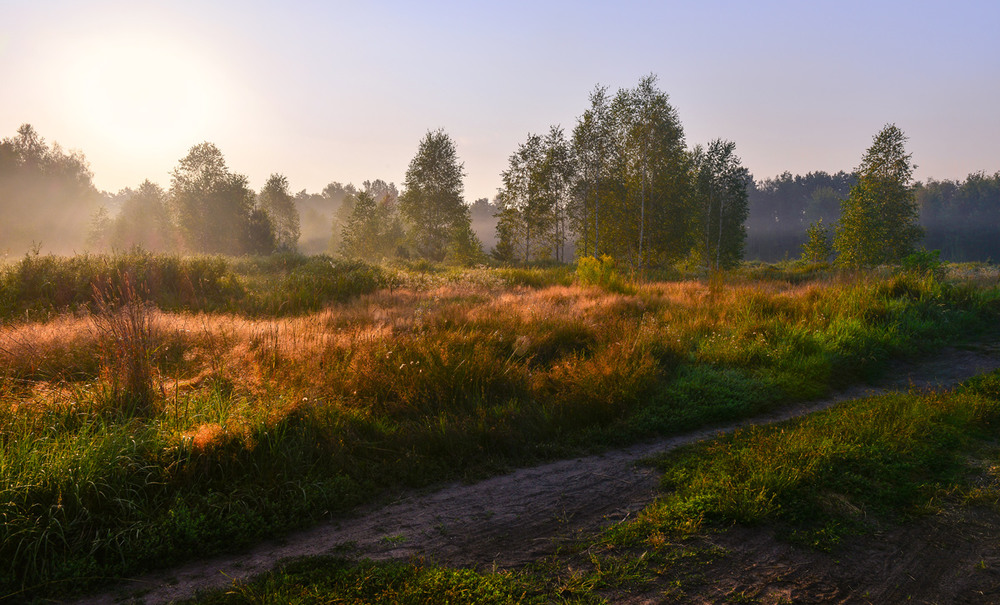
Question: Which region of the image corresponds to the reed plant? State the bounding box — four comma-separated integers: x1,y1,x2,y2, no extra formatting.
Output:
91,273,156,415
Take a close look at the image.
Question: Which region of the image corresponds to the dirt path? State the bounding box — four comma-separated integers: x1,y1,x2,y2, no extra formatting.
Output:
72,345,1000,605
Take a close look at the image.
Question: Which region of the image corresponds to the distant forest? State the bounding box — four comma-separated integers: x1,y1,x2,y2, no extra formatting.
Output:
747,171,1000,262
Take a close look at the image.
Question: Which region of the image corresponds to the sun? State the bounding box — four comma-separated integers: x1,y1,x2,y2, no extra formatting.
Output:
65,35,228,154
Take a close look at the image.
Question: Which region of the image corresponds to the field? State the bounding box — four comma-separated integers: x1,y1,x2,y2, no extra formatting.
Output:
1,252,999,602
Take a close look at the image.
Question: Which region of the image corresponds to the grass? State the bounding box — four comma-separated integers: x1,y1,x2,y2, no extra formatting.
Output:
1,256,999,599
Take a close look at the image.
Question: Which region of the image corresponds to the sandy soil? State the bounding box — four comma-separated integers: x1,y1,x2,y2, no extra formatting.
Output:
70,344,1000,604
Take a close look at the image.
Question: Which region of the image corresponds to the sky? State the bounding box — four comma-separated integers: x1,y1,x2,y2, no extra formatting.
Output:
2,0,998,202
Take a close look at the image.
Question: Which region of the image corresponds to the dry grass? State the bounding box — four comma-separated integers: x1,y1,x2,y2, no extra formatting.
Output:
0,273,963,397
0,271,959,426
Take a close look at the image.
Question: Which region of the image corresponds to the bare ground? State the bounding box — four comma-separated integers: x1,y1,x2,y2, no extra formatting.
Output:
71,344,1000,604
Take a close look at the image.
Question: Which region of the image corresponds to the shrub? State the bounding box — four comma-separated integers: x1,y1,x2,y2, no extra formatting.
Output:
576,255,631,293
901,248,944,280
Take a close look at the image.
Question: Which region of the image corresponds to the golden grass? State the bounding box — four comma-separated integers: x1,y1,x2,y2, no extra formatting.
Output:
0,277,848,383
0,271,971,427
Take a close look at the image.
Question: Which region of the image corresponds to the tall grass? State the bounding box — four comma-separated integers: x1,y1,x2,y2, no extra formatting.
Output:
0,251,387,320
91,273,156,415
1,263,998,598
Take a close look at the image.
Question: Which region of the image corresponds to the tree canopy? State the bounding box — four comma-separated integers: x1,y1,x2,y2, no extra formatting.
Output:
497,75,744,271
258,174,300,252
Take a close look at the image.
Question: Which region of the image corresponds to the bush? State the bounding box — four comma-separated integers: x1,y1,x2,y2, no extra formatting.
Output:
901,248,944,280
576,255,632,293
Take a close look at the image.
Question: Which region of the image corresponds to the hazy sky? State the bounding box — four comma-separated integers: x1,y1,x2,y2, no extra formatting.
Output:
3,0,998,202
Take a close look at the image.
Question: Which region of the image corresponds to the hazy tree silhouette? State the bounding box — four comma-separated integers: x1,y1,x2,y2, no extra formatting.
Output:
337,180,407,261
169,142,272,254
0,124,99,254
107,180,174,251
258,173,300,252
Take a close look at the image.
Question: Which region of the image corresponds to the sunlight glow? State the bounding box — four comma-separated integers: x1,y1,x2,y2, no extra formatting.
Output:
64,35,227,154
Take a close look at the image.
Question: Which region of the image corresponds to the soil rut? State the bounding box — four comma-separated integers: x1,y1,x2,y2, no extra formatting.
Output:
72,345,1000,604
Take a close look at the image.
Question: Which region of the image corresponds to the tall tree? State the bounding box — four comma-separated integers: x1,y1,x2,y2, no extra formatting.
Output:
496,127,575,263
496,132,547,262
608,75,691,270
398,129,471,261
571,86,613,259
541,126,575,262
693,139,751,270
258,173,300,252
834,124,922,267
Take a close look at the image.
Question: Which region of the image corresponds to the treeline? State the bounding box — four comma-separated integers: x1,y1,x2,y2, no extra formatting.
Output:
3,99,999,265
746,170,1000,262
1,124,481,264
495,75,750,270
917,173,1000,261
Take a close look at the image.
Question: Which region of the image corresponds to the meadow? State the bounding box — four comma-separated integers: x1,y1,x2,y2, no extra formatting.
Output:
1,252,998,600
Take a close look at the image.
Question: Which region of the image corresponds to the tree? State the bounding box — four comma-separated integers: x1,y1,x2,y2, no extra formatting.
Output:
169,142,267,254
445,207,486,265
325,182,359,255
496,132,546,262
398,130,471,261
835,124,922,268
609,75,691,270
338,180,404,261
258,173,300,252
802,218,834,263
693,139,750,270
571,86,614,259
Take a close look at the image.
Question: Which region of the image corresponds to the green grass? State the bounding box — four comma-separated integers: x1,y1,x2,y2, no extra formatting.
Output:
611,369,1000,552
